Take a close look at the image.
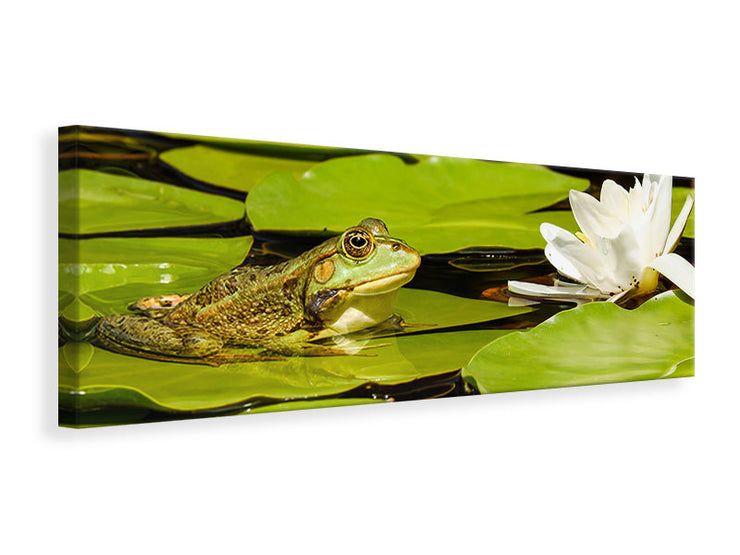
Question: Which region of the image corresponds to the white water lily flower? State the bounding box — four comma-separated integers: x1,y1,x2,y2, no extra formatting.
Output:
508,174,694,303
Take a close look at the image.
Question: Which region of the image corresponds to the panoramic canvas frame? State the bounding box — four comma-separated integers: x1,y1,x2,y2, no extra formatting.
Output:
58,125,695,428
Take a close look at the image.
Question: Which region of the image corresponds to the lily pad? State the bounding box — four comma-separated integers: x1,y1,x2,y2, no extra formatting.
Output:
395,287,531,329
59,383,386,421
59,236,252,314
246,154,588,254
59,291,75,314
462,291,694,394
672,187,695,238
61,341,95,372
159,145,317,193
58,288,525,417
59,169,245,234
248,398,385,414
60,297,99,322
59,328,511,415
158,131,423,163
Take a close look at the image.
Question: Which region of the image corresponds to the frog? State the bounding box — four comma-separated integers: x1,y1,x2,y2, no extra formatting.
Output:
95,218,421,366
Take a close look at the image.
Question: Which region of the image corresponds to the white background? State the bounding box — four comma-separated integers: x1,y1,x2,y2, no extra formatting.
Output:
2,1,737,553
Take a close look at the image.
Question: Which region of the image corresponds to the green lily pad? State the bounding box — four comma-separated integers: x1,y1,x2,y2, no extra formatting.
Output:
59,384,173,415
395,287,531,329
59,328,510,415
462,291,694,394
59,288,525,417
59,236,252,314
246,154,588,254
672,187,695,238
248,398,385,415
59,291,75,313
159,145,317,193
59,169,245,234
159,131,401,161
60,297,99,322
61,342,95,372
58,383,386,420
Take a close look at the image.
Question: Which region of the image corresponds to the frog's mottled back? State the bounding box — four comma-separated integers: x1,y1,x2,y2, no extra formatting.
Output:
97,218,421,364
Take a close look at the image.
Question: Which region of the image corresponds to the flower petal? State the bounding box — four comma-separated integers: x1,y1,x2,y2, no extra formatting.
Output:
592,223,646,293
648,252,695,298
663,192,694,255
507,280,604,301
569,190,622,238
644,174,660,198
508,296,541,307
541,223,622,293
644,174,669,197
646,175,673,256
599,179,629,222
544,244,585,283
628,177,646,223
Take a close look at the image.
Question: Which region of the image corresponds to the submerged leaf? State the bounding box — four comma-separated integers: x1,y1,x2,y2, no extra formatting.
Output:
462,291,694,394
246,154,588,253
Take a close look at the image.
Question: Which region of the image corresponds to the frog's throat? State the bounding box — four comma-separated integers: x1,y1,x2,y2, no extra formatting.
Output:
351,269,417,296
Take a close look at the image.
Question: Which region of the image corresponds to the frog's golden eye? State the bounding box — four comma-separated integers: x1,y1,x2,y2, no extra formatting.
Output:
342,229,375,260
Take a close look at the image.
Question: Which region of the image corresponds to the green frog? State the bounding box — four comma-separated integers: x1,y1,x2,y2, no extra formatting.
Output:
95,218,421,366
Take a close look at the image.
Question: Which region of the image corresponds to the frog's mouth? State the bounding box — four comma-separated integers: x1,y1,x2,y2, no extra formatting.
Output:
351,269,418,296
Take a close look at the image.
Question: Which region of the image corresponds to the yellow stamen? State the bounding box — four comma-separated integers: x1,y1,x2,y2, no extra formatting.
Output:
575,232,592,246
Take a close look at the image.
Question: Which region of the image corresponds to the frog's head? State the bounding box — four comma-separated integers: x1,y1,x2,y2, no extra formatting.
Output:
304,218,421,334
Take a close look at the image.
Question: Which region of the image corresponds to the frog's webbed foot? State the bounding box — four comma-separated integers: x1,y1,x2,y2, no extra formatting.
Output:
260,334,390,358
338,314,406,340
331,315,436,343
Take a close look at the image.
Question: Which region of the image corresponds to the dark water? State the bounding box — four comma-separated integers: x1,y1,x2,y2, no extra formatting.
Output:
58,125,694,426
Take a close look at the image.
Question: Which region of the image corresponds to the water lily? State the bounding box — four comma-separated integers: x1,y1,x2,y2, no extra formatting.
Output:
508,174,694,304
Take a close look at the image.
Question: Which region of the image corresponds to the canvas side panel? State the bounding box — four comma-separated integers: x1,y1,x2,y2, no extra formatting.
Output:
58,126,81,426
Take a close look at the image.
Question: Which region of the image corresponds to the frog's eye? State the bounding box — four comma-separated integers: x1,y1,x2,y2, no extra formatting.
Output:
342,229,375,260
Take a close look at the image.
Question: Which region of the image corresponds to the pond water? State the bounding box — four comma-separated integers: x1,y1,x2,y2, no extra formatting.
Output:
58,126,695,427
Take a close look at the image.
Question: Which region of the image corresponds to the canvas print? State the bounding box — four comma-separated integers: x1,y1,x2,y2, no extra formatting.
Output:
58,125,695,427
